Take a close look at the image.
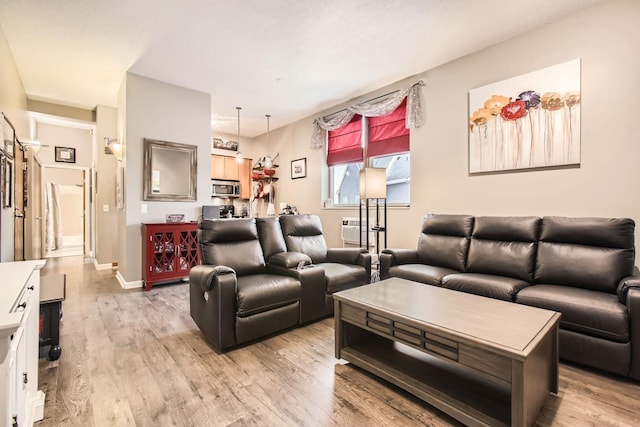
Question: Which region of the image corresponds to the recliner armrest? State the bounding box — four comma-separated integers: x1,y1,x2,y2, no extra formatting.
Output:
267,264,327,322
627,287,640,380
268,251,312,268
327,247,369,266
617,266,640,304
190,265,236,292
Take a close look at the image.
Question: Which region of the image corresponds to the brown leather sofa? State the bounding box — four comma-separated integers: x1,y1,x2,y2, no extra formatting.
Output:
380,214,640,380
190,215,371,351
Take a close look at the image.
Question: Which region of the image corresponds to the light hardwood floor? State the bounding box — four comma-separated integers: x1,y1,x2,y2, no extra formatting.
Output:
37,256,640,426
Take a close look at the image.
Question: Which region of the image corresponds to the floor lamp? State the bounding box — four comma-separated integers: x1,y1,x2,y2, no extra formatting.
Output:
359,167,387,254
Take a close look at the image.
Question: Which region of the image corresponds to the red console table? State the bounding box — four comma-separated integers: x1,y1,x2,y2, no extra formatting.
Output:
142,222,200,291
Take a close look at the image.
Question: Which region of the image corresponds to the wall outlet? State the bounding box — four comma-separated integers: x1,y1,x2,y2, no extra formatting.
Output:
102,204,109,212
141,204,147,214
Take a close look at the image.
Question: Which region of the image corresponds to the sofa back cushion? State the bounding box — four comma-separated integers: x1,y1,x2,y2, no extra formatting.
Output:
256,217,287,260
198,218,266,275
467,216,541,282
279,215,328,263
535,216,635,293
416,214,474,271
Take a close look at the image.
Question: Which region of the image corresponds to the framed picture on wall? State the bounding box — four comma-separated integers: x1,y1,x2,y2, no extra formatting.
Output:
55,146,76,163
2,113,15,159
291,158,307,179
3,157,13,208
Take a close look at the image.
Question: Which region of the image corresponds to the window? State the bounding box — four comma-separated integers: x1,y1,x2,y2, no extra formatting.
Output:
326,100,410,206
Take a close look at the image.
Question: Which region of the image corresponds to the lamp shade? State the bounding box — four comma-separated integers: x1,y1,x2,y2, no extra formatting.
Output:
359,167,387,199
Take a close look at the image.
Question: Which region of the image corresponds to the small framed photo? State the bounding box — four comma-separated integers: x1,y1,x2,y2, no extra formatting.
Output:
291,157,307,179
55,146,76,163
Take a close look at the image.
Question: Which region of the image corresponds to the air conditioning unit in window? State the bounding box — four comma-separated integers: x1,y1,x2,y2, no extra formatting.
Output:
341,217,375,247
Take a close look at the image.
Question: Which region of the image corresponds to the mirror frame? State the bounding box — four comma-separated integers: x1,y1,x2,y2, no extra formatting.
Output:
143,138,197,201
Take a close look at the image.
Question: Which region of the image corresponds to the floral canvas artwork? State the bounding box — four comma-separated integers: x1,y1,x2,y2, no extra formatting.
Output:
469,59,581,174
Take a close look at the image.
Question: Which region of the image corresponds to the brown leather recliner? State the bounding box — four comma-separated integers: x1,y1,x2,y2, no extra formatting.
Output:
189,218,302,351
279,214,372,315
190,215,369,351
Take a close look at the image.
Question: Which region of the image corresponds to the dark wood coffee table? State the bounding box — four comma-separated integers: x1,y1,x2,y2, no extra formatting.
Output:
334,277,560,427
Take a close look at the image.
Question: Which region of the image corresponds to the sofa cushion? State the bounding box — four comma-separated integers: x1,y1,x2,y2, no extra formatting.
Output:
516,285,629,342
540,216,635,248
536,217,635,293
416,214,474,271
388,264,458,286
441,273,530,301
236,274,301,317
467,240,537,283
466,216,540,282
473,216,541,242
319,262,370,293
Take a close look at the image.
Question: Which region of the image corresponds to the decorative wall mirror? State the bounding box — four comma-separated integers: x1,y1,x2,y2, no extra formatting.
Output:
143,138,197,201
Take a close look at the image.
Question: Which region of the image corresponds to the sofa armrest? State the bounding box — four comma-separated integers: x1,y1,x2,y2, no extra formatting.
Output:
268,251,312,268
190,264,236,292
380,248,419,280
617,266,640,304
381,248,419,265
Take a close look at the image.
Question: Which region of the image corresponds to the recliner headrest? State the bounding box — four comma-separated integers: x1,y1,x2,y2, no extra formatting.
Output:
198,218,258,243
279,214,323,236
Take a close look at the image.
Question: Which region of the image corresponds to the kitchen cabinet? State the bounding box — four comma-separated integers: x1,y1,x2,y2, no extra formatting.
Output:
142,223,200,291
238,159,252,199
1,260,46,427
211,155,252,200
211,155,239,181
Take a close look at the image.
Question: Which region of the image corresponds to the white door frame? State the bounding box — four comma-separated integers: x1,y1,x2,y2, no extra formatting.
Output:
41,163,94,257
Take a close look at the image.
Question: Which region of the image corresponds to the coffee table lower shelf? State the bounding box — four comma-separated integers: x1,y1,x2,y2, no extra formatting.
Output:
339,333,510,427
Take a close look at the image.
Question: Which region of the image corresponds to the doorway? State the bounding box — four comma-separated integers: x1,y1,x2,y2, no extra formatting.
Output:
24,150,44,260
43,166,86,258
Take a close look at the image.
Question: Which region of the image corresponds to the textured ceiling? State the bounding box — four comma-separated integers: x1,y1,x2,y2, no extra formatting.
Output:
0,0,603,137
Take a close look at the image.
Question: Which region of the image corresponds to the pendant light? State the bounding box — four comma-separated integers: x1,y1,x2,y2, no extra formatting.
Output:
264,114,273,168
235,106,243,163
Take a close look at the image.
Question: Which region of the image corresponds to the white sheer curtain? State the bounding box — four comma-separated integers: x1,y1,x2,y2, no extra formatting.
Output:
45,182,63,251
310,80,426,149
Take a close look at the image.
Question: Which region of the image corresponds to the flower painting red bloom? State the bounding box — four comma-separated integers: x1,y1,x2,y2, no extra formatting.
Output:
500,100,527,121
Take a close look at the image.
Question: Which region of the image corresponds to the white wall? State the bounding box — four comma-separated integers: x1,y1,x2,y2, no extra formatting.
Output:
260,0,640,257
0,24,28,262
36,123,93,167
118,73,211,284
95,105,118,266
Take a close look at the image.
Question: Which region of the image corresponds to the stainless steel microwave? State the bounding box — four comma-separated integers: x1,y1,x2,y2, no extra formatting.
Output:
212,180,241,198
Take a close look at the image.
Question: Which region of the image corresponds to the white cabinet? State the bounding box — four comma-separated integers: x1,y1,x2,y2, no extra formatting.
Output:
0,260,46,427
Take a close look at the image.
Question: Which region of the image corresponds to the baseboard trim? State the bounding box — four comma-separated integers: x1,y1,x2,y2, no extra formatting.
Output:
29,390,46,424
116,271,143,290
94,259,117,270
